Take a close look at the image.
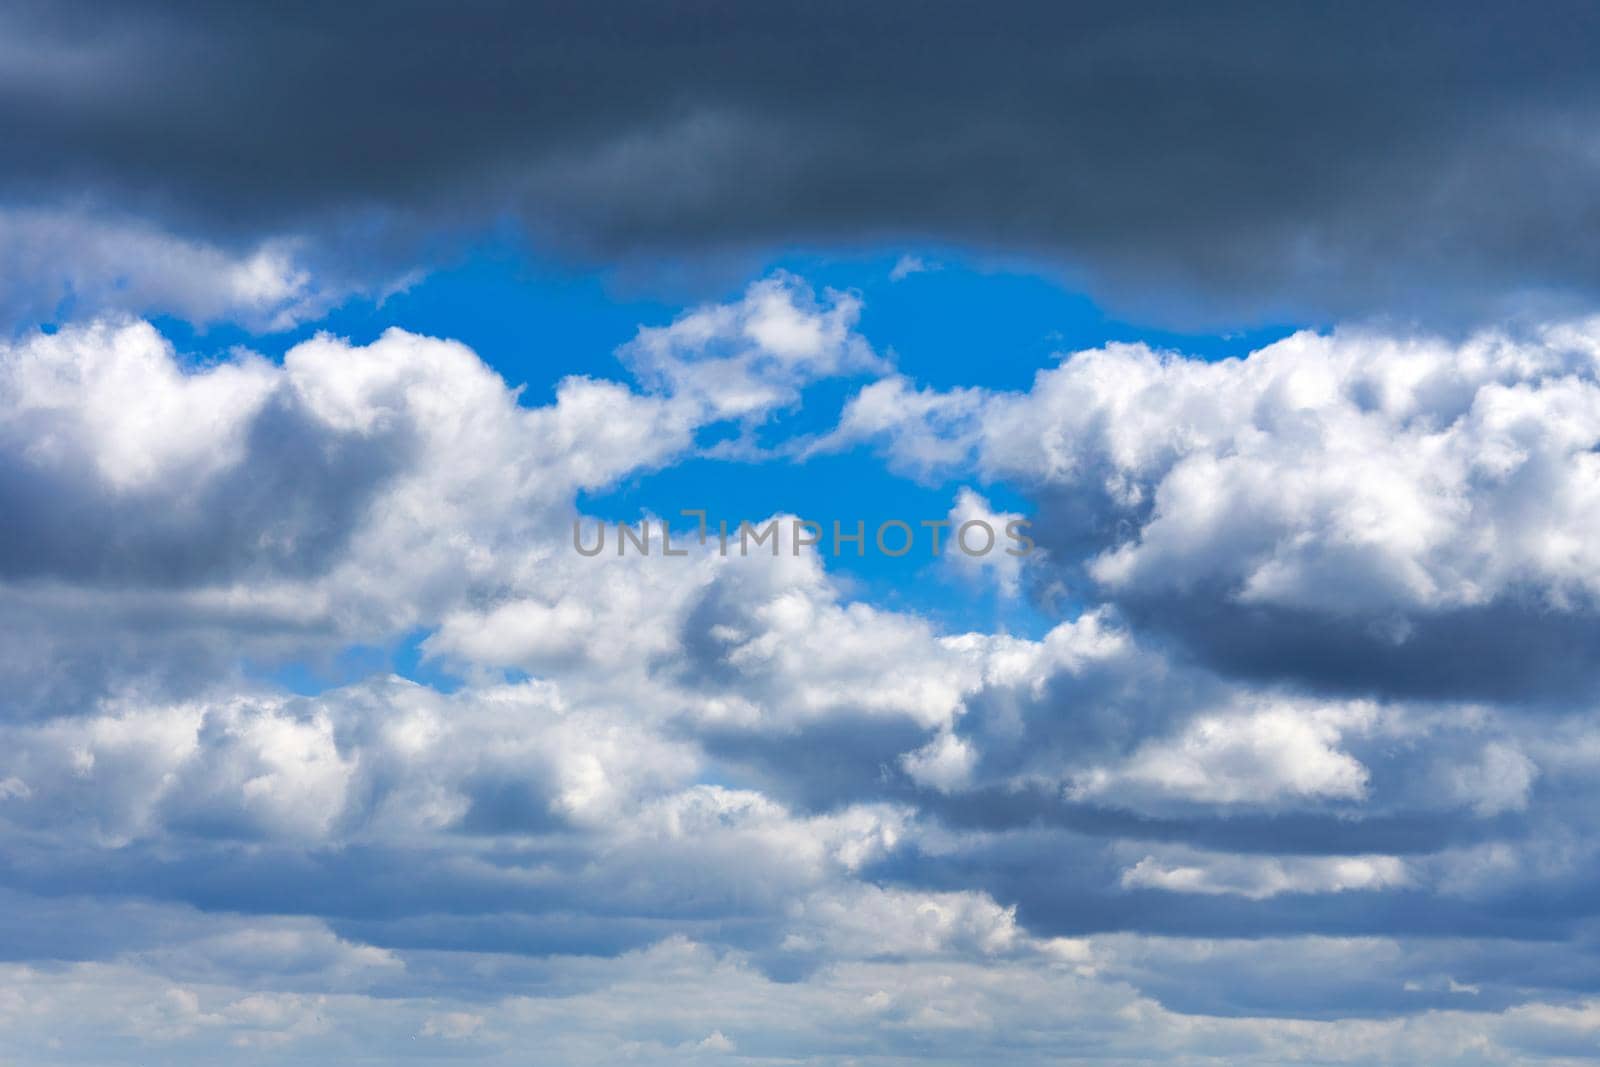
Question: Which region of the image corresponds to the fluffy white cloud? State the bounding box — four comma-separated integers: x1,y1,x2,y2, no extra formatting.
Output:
1435,740,1539,817
620,271,882,425
0,208,379,330
830,321,1600,699
0,276,891,717
1071,699,1376,808
941,486,1030,597
900,730,979,792
9,271,1600,1065
1119,849,1411,899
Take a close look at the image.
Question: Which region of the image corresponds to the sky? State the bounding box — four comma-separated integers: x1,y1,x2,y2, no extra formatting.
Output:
5,4,1600,1065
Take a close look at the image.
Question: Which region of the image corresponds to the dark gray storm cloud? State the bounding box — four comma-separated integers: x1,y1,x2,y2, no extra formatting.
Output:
4,1,1599,323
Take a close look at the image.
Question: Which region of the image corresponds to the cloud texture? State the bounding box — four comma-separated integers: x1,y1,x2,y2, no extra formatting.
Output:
4,270,1600,1062
3,2,1600,325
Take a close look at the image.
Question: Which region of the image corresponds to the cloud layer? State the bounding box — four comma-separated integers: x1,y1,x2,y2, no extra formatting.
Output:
835,320,1600,699
5,271,1600,1062
4,2,1600,325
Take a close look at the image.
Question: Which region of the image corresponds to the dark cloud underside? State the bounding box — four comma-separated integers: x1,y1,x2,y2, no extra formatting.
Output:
3,1,1599,322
